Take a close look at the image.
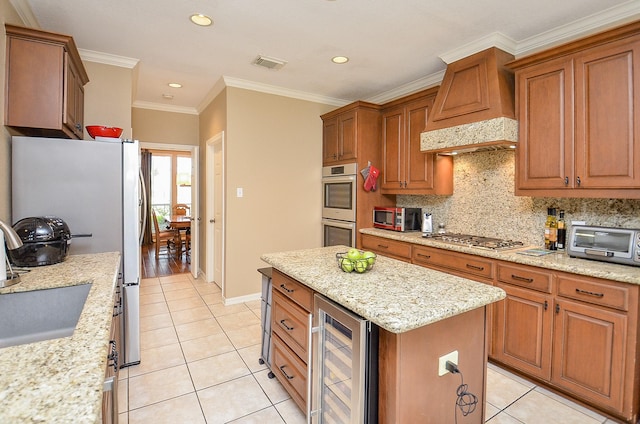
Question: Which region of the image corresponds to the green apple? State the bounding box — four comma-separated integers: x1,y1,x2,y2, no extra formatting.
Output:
362,251,376,266
346,248,362,261
340,258,354,273
354,259,368,273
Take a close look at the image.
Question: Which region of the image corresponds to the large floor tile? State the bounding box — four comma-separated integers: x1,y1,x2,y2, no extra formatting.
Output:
225,323,262,350
163,287,199,301
209,302,250,317
237,344,267,373
504,390,602,424
117,377,128,413
197,375,272,424
194,282,222,295
139,312,174,332
486,412,525,423
532,387,608,422
139,292,166,306
274,399,306,424
181,332,236,363
485,367,534,410
217,310,261,332
128,343,185,377
485,402,500,421
230,406,285,423
140,326,179,350
139,301,169,318
187,350,251,390
128,393,205,424
175,317,223,342
254,368,290,404
201,292,223,305
161,280,194,292
128,364,194,410
171,305,214,326
166,296,206,312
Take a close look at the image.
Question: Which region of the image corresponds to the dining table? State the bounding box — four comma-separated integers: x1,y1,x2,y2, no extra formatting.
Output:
166,215,191,255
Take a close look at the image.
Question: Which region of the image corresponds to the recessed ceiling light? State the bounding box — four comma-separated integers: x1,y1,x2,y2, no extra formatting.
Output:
190,14,212,26
162,94,174,100
168,83,182,88
332,56,349,64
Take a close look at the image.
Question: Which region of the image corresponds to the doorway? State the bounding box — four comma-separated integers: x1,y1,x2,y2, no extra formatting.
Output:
141,142,199,279
206,132,225,292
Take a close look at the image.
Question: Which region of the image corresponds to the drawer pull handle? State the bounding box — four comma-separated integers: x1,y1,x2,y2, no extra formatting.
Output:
575,288,604,298
279,365,295,380
511,274,534,283
466,264,484,271
279,284,294,293
279,319,294,331
416,253,431,259
377,244,389,249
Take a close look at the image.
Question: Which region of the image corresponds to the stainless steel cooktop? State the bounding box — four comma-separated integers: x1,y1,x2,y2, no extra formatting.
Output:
422,233,525,251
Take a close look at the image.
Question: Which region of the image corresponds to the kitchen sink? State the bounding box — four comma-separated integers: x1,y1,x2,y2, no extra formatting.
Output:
0,283,92,348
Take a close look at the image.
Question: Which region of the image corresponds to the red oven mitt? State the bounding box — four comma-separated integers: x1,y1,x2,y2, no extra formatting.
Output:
364,165,379,192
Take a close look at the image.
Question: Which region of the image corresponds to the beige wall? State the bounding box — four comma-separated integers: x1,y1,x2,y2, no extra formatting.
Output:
83,61,133,140
200,86,334,300
0,0,25,222
132,108,198,145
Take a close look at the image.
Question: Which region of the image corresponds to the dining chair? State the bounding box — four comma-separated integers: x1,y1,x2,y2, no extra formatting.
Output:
172,204,189,216
152,209,177,259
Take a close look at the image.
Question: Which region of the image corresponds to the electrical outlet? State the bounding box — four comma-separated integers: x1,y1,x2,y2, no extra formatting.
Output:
438,350,458,376
236,187,243,198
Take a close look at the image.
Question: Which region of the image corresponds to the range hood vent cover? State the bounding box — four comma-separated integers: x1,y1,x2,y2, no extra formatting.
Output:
253,55,287,70
421,47,518,154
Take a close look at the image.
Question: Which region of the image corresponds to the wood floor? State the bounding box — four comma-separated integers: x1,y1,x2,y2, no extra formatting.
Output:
140,243,191,278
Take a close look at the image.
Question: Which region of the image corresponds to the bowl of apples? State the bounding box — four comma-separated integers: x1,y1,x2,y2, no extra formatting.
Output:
336,248,376,273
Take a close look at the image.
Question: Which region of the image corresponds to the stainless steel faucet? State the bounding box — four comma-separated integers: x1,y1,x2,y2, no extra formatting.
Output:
0,220,23,286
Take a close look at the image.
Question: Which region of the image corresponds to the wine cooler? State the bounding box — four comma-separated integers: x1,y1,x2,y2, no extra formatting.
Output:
311,294,378,423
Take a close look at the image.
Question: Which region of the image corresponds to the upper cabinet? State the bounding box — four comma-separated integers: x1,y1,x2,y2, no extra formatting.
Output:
380,88,453,194
5,24,89,140
321,102,380,166
508,22,640,199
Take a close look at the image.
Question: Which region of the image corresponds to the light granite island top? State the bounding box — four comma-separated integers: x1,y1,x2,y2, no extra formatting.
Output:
261,245,505,333
0,252,121,424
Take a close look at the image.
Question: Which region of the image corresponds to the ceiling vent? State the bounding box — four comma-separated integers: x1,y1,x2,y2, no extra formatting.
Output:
253,55,287,70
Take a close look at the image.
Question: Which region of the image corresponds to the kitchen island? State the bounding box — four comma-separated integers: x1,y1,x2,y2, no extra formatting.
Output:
0,252,121,424
261,245,506,423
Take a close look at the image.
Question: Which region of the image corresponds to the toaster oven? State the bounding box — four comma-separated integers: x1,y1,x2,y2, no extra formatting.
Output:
567,225,640,267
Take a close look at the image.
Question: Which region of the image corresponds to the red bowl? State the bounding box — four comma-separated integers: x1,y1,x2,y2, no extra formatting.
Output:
85,126,123,139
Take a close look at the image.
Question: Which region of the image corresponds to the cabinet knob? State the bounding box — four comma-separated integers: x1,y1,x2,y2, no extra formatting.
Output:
576,176,581,186
75,123,82,130
564,176,569,186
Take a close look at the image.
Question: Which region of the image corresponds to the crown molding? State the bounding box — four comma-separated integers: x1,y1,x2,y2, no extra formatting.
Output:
364,70,445,104
9,0,39,28
132,100,198,115
439,32,518,64
196,77,227,114
515,0,640,56
79,49,139,68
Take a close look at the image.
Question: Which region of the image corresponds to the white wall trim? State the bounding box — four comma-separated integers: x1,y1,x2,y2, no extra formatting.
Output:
365,70,445,104
9,0,39,28
439,32,518,64
79,49,139,69
223,292,261,306
133,101,198,115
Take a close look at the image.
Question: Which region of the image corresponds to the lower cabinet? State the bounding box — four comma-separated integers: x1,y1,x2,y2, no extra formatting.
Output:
270,270,313,415
361,233,412,262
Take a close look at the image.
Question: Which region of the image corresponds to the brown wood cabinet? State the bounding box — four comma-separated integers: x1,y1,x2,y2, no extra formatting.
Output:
509,21,640,198
380,88,453,194
5,24,89,139
270,270,313,414
367,232,640,422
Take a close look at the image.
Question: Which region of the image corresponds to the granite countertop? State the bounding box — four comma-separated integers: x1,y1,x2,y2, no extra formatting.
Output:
0,252,121,424
261,245,505,334
361,228,640,285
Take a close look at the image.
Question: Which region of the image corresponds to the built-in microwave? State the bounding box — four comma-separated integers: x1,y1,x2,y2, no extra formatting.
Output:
322,163,357,222
373,207,422,232
568,225,640,267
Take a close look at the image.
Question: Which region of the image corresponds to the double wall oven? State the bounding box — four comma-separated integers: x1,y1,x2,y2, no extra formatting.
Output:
322,163,357,247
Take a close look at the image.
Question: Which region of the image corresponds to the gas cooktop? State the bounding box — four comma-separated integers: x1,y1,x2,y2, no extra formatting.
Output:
422,233,525,251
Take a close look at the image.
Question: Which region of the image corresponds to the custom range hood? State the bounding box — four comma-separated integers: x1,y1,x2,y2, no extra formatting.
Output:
421,47,518,154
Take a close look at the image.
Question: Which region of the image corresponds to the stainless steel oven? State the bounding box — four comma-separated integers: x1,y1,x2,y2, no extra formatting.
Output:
322,218,356,248
322,163,357,222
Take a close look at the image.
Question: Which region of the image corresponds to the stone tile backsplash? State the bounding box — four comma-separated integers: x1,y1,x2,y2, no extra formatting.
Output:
397,150,640,247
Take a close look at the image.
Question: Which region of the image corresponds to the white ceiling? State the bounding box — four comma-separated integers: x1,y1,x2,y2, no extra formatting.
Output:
13,0,640,114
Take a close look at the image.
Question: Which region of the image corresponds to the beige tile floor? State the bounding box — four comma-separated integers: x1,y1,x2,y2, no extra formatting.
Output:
118,273,619,424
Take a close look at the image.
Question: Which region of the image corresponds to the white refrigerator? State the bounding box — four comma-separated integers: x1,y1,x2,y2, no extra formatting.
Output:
11,135,142,367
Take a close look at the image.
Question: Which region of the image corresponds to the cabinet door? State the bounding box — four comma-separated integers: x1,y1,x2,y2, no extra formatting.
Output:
516,56,574,190
64,54,82,138
338,110,357,162
405,97,436,191
381,106,404,190
552,299,626,411
322,116,339,164
493,283,553,380
574,38,640,189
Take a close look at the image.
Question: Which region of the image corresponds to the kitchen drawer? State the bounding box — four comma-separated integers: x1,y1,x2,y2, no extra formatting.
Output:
557,274,629,311
272,332,307,412
272,290,311,361
272,269,313,312
497,263,553,293
412,245,494,280
362,234,411,262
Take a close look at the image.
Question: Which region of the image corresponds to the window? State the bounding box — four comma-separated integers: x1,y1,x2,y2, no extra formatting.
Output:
150,150,192,226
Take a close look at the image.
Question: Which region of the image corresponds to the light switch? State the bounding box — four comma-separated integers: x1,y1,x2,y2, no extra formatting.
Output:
237,187,243,198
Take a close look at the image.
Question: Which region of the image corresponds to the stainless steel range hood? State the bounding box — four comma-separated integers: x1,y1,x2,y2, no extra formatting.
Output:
421,47,518,154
